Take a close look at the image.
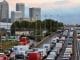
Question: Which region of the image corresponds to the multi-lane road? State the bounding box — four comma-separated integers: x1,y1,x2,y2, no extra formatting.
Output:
37,33,59,48
1,27,76,60
37,29,73,60
8,27,80,60
37,27,74,60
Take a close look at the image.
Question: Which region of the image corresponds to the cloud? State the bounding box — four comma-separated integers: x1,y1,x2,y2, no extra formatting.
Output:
6,0,27,11
26,0,80,8
5,0,80,9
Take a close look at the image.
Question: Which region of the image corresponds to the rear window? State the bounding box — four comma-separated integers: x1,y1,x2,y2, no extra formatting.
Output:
14,48,17,51
19,48,25,51
15,55,24,59
45,46,48,48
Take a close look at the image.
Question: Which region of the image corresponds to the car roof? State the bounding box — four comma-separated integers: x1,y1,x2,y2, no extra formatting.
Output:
47,54,55,58
61,57,70,60
50,52,56,55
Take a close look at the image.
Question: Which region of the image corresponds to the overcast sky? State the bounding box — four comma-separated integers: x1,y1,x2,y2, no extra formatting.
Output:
0,0,80,24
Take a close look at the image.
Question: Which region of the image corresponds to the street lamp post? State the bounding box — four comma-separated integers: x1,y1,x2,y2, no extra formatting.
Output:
35,15,38,41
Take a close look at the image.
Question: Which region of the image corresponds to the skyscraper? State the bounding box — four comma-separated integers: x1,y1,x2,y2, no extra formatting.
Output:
0,0,9,20
16,3,25,18
11,11,23,22
29,8,41,21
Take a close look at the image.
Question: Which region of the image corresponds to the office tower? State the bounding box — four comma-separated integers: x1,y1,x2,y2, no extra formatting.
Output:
29,8,41,21
0,0,9,20
11,11,23,22
16,3,25,18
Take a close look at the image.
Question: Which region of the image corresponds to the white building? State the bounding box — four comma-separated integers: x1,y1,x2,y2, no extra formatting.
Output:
0,22,12,30
11,11,23,22
16,3,25,18
22,18,30,21
0,0,9,20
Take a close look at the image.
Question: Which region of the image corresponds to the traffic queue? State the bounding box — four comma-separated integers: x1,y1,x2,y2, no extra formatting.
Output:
0,29,73,60
61,29,73,60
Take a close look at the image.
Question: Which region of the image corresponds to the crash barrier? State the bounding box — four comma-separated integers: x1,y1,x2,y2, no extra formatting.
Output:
35,32,55,48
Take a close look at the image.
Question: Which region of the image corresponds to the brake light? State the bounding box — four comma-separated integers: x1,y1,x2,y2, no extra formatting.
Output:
4,57,7,60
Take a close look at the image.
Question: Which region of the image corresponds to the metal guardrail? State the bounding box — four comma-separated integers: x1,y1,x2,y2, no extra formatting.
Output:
73,30,79,60
35,32,55,48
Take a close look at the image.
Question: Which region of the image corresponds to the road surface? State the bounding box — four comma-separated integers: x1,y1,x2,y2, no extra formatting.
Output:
37,33,59,48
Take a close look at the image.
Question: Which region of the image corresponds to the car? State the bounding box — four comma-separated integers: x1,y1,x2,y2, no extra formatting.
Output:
32,48,47,58
4,49,12,57
43,44,51,53
46,54,56,60
51,47,60,55
51,36,59,43
38,48,47,58
0,53,8,60
51,49,57,54
10,45,30,60
27,51,42,60
59,41,64,45
15,54,25,60
65,48,72,54
64,53,71,55
61,54,71,60
61,57,70,60
50,52,57,57
62,54,71,58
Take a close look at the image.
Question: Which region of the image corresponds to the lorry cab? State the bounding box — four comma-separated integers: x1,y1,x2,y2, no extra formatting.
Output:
27,51,42,60
19,36,30,45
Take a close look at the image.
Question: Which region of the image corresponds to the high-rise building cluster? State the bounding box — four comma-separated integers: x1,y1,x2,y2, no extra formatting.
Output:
0,0,41,23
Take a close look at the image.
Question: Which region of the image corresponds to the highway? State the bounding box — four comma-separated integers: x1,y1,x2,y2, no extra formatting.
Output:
1,28,74,60
15,29,74,60
37,33,59,48
31,29,73,60
36,30,69,60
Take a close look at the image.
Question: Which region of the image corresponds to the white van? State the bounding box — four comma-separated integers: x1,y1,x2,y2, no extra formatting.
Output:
13,45,30,55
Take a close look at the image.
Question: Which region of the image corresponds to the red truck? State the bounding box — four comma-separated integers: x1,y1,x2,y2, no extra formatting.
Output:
27,51,42,60
19,37,30,45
